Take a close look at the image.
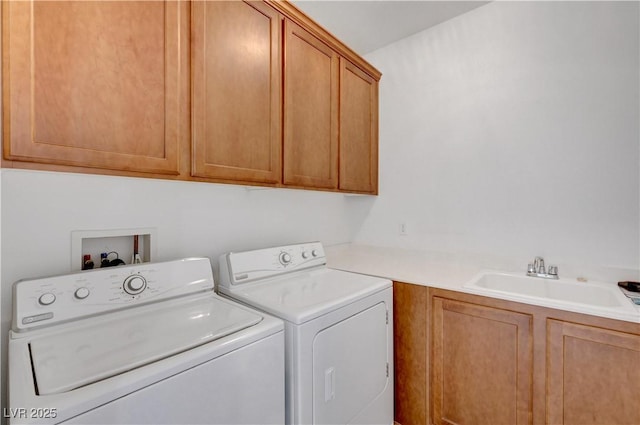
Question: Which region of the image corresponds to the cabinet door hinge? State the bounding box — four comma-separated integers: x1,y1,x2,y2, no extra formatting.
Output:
386,362,389,377
386,310,389,324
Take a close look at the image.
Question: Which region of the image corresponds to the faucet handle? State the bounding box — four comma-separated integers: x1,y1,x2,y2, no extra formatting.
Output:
535,257,546,274
548,265,558,276
527,263,535,274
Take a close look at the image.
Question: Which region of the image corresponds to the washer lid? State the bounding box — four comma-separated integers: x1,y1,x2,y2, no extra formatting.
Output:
29,295,262,395
224,268,391,324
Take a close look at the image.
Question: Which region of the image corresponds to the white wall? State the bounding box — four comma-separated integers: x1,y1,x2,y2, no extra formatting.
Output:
0,168,373,296
357,1,640,279
0,169,374,412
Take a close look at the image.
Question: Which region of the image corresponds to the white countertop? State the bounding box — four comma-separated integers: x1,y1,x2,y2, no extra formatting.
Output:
325,243,640,324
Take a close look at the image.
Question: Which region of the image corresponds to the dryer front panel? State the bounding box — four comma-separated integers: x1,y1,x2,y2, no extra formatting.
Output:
312,301,390,424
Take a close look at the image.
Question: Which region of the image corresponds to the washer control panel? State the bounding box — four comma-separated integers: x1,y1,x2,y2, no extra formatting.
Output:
12,258,214,332
220,242,326,286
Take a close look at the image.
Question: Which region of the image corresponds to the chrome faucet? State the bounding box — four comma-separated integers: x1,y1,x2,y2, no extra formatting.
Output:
527,256,559,279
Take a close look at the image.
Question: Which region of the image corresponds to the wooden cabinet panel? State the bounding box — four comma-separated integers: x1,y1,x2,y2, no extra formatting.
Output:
191,0,282,183
432,297,533,425
339,58,378,194
547,320,640,425
393,282,428,425
3,1,185,174
3,0,381,193
283,19,338,189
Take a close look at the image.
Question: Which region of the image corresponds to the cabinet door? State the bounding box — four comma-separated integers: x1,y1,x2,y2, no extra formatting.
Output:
3,1,185,175
339,58,379,194
283,20,339,189
432,297,533,425
191,1,282,183
547,320,640,425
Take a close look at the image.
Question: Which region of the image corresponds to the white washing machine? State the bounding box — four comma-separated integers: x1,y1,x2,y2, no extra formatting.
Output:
218,242,393,425
8,258,284,424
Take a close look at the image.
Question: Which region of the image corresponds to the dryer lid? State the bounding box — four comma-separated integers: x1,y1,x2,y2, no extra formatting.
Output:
224,268,391,324
29,295,262,395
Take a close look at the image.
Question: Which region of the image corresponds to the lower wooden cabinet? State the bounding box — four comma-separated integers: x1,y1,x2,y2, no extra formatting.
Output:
393,283,640,425
431,297,533,425
547,320,640,425
394,282,429,425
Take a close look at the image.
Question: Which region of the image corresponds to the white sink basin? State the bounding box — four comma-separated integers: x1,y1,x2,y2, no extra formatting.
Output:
464,273,638,320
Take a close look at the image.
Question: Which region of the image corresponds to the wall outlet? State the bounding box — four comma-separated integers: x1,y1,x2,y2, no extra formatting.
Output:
399,222,408,236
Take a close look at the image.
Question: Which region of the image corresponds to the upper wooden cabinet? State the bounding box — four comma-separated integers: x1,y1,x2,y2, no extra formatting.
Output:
191,1,282,184
3,1,187,175
339,58,379,194
283,19,339,189
2,0,381,194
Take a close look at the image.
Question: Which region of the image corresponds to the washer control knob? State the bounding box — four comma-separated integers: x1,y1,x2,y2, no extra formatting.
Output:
74,287,90,300
312,249,319,257
279,252,292,265
123,275,147,295
38,293,56,306
302,251,309,259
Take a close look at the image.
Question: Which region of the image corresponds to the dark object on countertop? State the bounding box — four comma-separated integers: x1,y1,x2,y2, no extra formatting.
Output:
618,281,640,292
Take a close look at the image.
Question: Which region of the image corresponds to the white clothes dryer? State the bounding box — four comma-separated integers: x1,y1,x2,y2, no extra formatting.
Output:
8,258,284,424
218,242,393,425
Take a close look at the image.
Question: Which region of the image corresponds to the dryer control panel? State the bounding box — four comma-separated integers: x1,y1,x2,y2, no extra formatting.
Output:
219,242,326,287
12,258,214,332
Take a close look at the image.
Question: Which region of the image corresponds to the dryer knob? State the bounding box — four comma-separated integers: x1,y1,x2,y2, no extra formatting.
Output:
302,251,309,259
312,250,319,257
279,252,292,265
